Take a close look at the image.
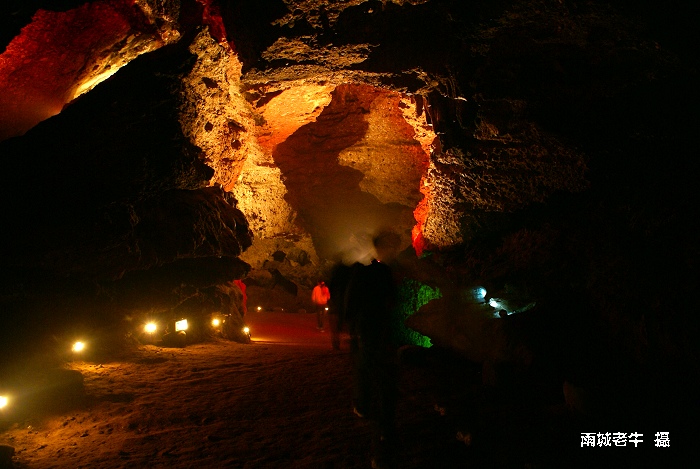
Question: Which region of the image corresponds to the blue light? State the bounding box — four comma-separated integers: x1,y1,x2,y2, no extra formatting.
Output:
476,287,487,299
488,298,500,308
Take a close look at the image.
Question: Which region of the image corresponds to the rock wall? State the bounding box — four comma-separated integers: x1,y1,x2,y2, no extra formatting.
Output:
216,0,699,408
0,23,253,358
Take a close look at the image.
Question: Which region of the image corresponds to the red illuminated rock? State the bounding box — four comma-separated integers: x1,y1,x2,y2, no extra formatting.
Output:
0,0,180,141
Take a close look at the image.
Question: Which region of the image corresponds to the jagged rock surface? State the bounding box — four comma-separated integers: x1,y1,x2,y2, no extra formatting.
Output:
0,26,252,356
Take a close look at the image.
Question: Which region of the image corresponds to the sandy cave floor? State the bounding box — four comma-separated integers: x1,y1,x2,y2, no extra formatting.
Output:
0,312,637,469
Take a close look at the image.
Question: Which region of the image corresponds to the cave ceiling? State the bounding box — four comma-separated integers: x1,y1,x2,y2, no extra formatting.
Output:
1,0,696,285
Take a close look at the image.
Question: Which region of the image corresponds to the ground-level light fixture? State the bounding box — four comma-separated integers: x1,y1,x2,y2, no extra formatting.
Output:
175,319,188,332
144,322,157,334
0,395,8,409
72,341,86,353
211,318,221,327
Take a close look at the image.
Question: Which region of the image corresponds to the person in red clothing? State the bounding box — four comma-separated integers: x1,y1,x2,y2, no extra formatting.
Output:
311,280,331,329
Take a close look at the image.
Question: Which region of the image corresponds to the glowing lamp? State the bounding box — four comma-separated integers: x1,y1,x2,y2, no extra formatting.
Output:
324,307,329,311
175,319,188,331
488,298,500,308
144,322,157,334
475,287,487,299
212,318,221,327
256,306,262,312
72,341,85,353
243,327,250,335
0,395,8,409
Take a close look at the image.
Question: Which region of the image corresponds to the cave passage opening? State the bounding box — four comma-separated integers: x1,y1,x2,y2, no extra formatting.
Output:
265,83,430,266
234,82,435,317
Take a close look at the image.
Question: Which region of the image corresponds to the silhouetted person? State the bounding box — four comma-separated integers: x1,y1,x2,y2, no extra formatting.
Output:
346,232,401,468
311,280,330,329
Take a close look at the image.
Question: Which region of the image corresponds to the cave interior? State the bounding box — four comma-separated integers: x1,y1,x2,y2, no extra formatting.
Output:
1,0,699,449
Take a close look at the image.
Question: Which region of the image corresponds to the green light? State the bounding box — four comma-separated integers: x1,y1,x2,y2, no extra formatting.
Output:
391,279,441,348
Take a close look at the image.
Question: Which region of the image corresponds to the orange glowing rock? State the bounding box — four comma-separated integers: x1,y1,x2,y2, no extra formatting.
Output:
412,182,432,256
0,0,179,141
254,82,335,154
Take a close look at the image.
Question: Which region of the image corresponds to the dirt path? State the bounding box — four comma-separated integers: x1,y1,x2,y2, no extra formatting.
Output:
1,312,478,468
6,311,676,468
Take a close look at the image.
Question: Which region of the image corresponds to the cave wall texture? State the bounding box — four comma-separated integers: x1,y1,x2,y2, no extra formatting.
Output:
1,0,699,417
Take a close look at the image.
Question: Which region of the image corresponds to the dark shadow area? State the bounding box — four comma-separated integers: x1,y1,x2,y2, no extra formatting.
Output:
1,368,86,432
